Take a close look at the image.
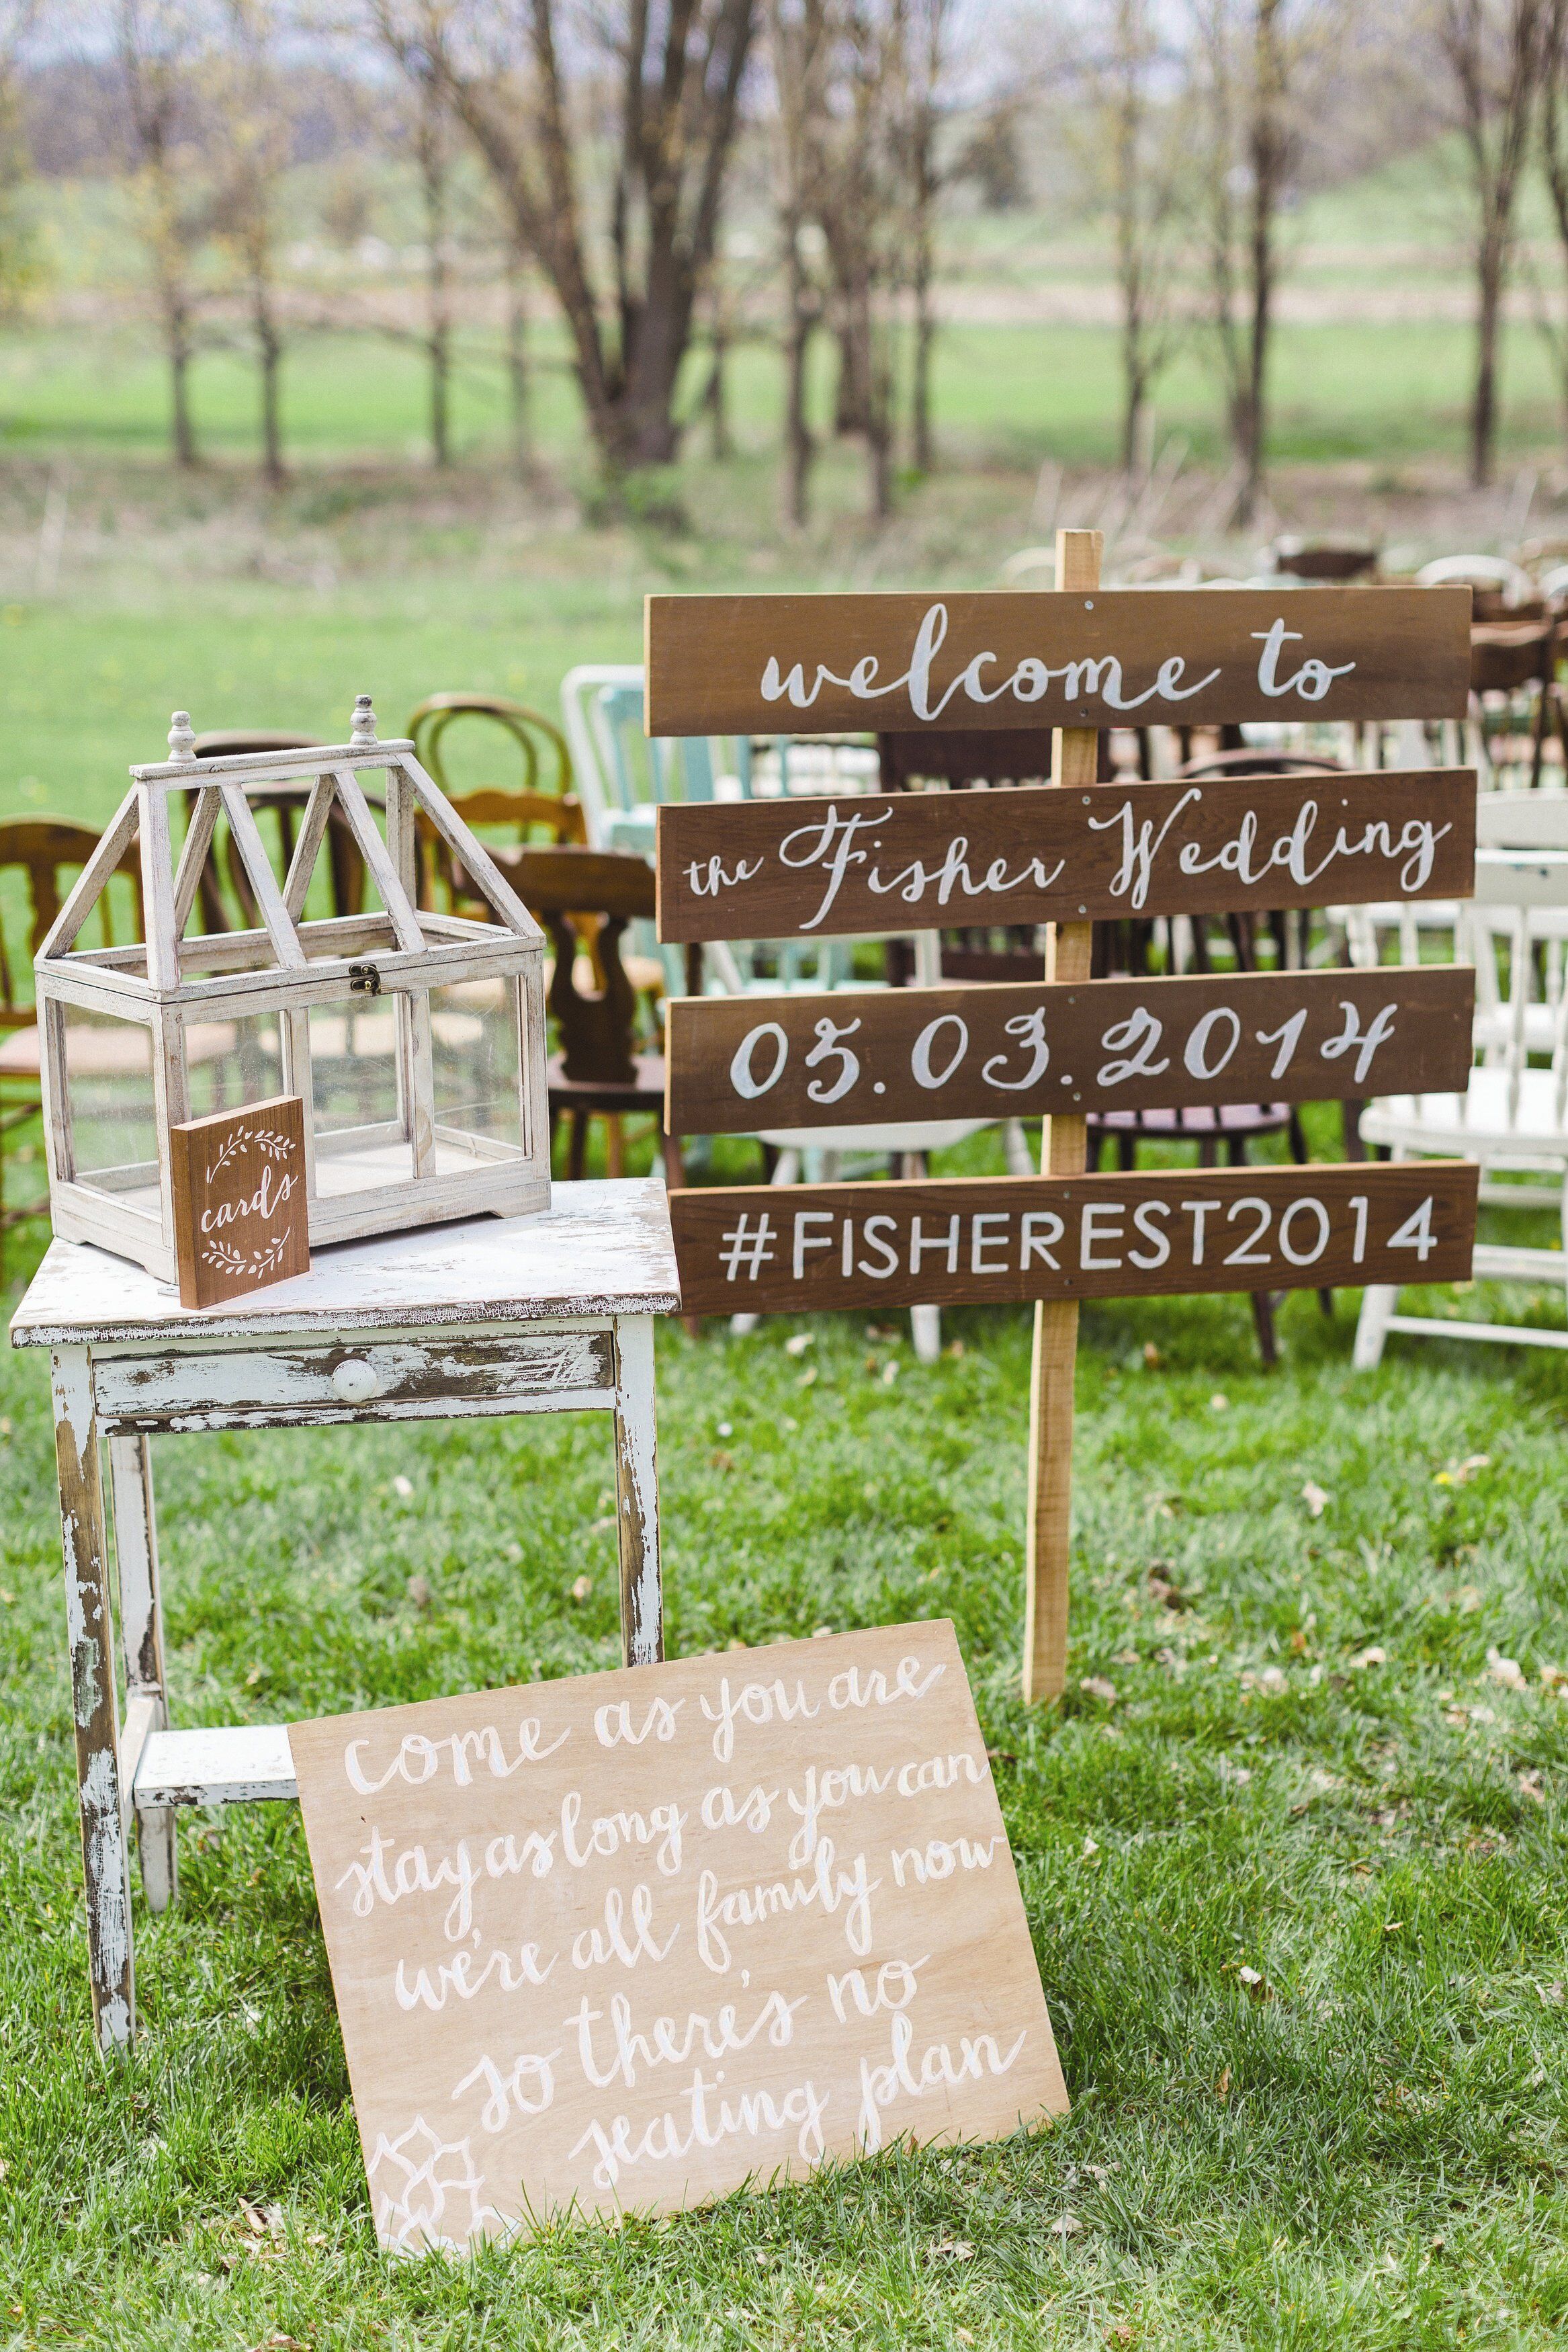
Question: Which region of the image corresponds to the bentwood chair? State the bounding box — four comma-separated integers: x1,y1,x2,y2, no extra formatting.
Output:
0,820,146,1277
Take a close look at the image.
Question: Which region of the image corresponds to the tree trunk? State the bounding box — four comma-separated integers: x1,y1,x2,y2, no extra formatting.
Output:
429,309,451,469
505,249,531,480
255,282,284,488
1473,227,1505,488
167,294,198,469
704,325,732,460
911,257,935,475
1121,353,1147,478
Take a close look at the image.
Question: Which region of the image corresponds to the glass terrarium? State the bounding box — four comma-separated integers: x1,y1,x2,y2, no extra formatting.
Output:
34,697,550,1286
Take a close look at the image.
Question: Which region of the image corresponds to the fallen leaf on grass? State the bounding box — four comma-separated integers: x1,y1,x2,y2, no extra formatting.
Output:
1301,1480,1330,1518
1080,1677,1118,1705
930,2237,975,2261
783,1333,814,1357
1107,2329,1135,2347
1540,1664,1568,1689
406,1574,431,1611
1487,1648,1527,1691
1350,1646,1387,1671
1143,1341,1162,1368
1435,1454,1491,1486
1237,1966,1272,2000
1537,1982,1565,2007
796,1366,818,1388
1049,2214,1081,2238
1517,1771,1545,1805
1113,1648,1140,1666
1080,1835,1101,1861
1210,1393,1229,1413
1215,2066,1231,2101
390,1474,414,1500
881,1359,900,1385
245,2339,310,2351
570,1574,593,1602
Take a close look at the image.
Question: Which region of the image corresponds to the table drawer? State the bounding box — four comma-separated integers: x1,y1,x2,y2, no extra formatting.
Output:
92,1329,617,1431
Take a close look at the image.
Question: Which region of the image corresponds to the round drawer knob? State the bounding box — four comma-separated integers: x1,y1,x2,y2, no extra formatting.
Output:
332,1358,382,1403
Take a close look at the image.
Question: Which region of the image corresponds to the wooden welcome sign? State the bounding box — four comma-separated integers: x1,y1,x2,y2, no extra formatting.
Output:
655,768,1476,943
290,1622,1068,2250
666,966,1475,1133
647,547,1480,1705
644,587,1471,735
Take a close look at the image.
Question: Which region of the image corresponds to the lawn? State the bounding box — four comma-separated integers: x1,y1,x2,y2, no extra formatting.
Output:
1,423,1568,2346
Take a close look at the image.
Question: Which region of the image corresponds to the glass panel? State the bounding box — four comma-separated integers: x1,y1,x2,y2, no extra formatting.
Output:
181,1009,284,1122
430,977,524,1169
62,1003,159,1208
308,993,413,1196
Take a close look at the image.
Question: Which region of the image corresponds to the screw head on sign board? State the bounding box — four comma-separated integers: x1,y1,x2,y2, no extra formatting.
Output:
350,694,378,745
167,710,197,765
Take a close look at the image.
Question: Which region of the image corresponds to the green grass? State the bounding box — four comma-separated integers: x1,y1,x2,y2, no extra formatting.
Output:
2,349,1568,2343
2,1265,1567,2349
3,314,1564,476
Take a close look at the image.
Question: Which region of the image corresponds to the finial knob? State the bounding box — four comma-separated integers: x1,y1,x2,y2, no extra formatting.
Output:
350,694,378,746
167,711,196,765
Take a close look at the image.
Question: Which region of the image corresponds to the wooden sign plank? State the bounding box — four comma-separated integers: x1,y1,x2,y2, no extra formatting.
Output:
644,587,1472,737
654,769,1477,944
169,1093,309,1310
665,965,1476,1135
668,1162,1478,1319
290,1621,1068,2251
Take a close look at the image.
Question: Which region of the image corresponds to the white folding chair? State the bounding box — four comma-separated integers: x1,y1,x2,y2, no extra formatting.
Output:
1354,847,1568,1363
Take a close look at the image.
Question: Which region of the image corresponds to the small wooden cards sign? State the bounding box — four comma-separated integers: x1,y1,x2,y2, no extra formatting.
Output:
290,1623,1068,2252
169,1093,309,1309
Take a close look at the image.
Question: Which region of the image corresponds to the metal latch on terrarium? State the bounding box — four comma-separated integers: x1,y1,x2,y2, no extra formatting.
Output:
347,962,382,997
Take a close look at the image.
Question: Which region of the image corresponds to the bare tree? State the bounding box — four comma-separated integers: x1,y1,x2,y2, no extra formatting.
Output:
212,0,292,485
812,0,918,518
410,71,455,466
906,0,954,476
116,0,210,469
367,0,755,480
1440,0,1550,487
1187,0,1298,526
1539,0,1568,447
0,0,39,314
767,0,830,521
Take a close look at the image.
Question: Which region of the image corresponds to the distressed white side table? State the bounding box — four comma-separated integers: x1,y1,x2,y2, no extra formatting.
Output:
9,1178,680,2050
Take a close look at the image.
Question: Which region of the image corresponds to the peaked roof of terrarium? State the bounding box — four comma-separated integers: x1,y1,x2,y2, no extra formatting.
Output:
37,696,546,999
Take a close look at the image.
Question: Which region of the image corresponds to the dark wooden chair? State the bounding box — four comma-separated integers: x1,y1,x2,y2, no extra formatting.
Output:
0,819,146,1279
1270,538,1379,582
189,732,376,929
512,845,683,1190
1469,622,1568,789
406,696,586,918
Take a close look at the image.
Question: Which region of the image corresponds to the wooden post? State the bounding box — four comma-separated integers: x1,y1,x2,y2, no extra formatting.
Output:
1023,526,1101,1704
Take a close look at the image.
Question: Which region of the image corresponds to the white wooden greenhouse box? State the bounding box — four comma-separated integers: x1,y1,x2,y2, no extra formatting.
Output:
34,698,551,1284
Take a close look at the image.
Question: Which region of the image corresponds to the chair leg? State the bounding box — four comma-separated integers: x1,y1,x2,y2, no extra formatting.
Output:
1353,1284,1397,1370
1002,1118,1034,1176
605,1114,624,1179
1248,1288,1278,1368
568,1109,589,1181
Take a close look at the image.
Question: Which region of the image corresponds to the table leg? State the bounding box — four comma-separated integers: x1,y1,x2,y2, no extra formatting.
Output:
611,1314,662,1667
107,1433,177,1913
50,1349,134,2050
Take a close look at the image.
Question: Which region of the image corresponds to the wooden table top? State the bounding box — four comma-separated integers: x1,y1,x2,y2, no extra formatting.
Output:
9,1179,681,1349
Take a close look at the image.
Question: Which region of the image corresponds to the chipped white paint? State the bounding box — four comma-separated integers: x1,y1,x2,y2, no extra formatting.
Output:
12,1181,679,1349
613,1314,662,1665
18,1185,675,2042
135,1723,297,1807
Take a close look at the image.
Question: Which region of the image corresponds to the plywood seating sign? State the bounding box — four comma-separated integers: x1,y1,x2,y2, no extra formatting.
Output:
648,549,1482,1704
290,1623,1067,2250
